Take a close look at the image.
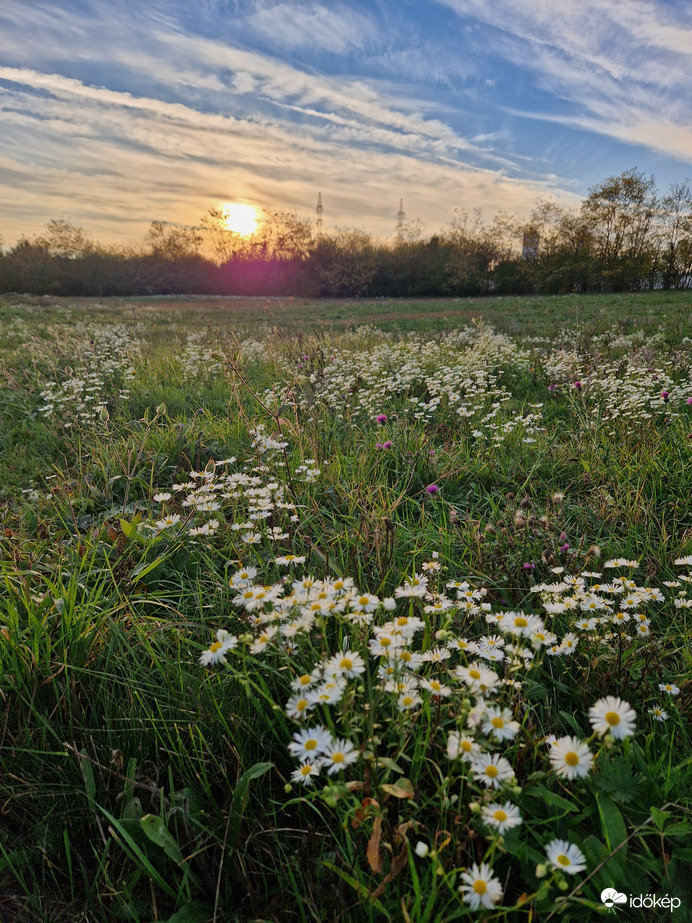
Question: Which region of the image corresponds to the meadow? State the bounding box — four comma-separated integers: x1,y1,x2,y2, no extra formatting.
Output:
0,291,691,922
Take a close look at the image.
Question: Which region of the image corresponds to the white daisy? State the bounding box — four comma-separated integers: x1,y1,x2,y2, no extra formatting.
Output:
458,862,503,909
588,696,636,739
481,801,523,834
199,629,238,666
322,738,359,775
545,839,586,874
291,761,321,786
470,753,516,788
288,725,332,761
482,706,521,742
549,736,593,779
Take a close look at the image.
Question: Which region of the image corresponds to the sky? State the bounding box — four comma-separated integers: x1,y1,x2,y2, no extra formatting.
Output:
1,0,691,248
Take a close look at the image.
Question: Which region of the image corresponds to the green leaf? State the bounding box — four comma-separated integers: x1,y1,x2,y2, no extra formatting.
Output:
375,757,405,774
526,784,578,813
650,805,669,831
140,815,184,865
166,900,213,922
322,861,389,918
594,755,641,803
665,822,692,838
228,762,273,856
96,805,177,898
596,793,628,864
130,554,167,581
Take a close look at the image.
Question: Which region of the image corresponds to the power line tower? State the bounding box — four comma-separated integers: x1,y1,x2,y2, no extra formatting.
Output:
316,192,323,237
396,197,406,240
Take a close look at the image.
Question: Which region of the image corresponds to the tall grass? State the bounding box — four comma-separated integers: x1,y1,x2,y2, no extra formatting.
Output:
0,293,691,921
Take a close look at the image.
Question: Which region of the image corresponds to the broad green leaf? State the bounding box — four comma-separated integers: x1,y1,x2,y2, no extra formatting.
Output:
130,554,167,581
527,784,578,813
596,793,628,863
96,805,177,898
140,814,184,865
649,805,669,831
375,757,405,774
167,902,214,923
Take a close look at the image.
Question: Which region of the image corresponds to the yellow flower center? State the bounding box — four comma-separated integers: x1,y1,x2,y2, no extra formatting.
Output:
557,854,570,866
469,669,481,680
209,641,222,653
515,617,528,627
565,752,579,766
460,740,472,752
305,739,318,751
402,696,414,706
396,617,409,626
493,810,507,822
485,765,498,778
298,675,311,686
380,638,391,647
340,658,353,670
300,765,312,777
296,698,308,711
332,752,345,763
605,711,620,726
473,880,487,895
491,717,504,729
358,596,369,606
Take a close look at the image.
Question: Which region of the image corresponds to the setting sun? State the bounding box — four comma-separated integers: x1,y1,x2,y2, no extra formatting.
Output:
222,203,258,236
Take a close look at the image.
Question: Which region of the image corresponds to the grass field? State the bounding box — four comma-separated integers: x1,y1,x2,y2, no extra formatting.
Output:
1,292,691,921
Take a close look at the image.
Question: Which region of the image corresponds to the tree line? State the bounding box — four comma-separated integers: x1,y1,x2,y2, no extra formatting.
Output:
1,168,691,298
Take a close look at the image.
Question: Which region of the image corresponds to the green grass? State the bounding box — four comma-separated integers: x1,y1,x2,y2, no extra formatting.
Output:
0,293,691,921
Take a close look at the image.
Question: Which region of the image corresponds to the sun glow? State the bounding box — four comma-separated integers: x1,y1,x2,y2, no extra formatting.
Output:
222,203,258,236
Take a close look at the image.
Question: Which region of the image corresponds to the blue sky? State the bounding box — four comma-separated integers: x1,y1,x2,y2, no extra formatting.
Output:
1,0,691,246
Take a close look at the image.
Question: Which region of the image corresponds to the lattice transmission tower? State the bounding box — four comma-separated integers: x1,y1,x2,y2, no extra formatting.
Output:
316,192,324,237
396,198,406,240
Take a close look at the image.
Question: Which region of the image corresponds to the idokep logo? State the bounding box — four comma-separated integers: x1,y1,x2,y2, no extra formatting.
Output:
601,889,627,909
600,887,682,913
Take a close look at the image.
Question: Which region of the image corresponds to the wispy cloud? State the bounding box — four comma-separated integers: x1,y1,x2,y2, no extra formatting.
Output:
4,0,687,245
0,61,574,244
436,0,692,165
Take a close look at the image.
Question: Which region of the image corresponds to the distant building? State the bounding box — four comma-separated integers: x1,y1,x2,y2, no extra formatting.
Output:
522,228,539,260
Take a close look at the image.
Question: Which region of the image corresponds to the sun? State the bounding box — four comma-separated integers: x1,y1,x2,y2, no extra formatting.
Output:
222,203,258,236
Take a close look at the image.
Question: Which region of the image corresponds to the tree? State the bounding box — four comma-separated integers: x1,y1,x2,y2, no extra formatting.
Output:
581,169,658,290
311,228,375,297
199,208,244,265
39,218,93,259
658,181,692,289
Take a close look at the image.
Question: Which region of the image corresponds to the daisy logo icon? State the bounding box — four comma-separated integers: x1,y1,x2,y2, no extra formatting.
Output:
601,888,628,909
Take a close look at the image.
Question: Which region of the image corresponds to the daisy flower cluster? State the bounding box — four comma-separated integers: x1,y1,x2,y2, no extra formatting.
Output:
195,542,691,911
542,340,691,421
180,331,223,382
530,558,666,645
147,455,303,542
36,322,140,427
266,324,531,432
